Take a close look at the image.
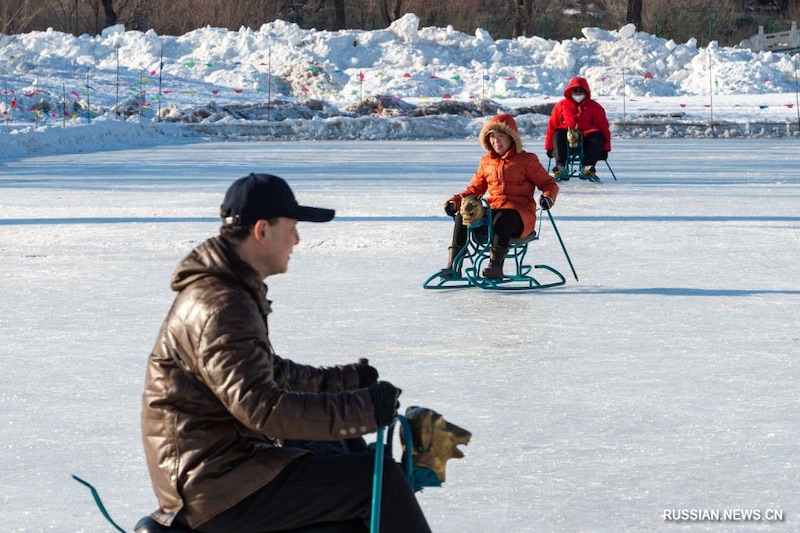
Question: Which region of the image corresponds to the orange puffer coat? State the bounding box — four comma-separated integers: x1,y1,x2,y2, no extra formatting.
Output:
458,149,558,237
452,114,559,238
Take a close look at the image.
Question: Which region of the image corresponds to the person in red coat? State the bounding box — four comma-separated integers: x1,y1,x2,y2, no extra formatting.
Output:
441,114,559,279
544,76,611,179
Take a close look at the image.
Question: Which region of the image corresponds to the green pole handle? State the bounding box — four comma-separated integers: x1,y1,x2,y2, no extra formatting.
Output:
370,426,386,533
547,209,579,281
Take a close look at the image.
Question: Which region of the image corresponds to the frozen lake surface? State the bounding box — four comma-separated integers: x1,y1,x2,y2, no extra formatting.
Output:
1,138,798,532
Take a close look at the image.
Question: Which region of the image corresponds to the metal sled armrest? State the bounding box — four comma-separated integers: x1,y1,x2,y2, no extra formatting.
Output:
371,426,386,533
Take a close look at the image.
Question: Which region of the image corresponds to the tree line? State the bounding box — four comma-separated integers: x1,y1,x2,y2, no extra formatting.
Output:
1,0,798,46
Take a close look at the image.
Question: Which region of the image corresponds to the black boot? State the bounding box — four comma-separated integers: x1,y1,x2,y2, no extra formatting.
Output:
441,246,460,278
481,246,507,279
134,516,193,532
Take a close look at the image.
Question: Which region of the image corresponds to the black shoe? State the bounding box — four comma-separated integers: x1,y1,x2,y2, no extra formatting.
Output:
553,163,569,181
580,165,599,181
134,516,193,533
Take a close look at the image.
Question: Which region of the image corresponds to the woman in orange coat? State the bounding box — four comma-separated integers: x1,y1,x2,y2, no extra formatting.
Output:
442,114,559,279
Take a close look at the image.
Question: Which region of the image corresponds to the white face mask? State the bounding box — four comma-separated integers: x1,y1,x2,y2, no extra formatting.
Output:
572,94,586,103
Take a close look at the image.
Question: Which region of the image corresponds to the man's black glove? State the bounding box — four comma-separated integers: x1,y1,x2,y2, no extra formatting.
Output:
369,381,401,427
546,149,554,159
539,195,554,210
356,358,379,388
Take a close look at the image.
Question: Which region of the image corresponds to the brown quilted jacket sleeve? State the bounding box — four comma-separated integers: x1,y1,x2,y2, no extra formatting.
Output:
193,295,378,442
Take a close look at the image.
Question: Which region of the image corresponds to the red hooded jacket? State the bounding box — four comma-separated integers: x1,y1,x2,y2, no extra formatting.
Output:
544,77,611,152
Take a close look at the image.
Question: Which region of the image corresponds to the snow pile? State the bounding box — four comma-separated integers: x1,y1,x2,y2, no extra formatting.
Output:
1,13,799,155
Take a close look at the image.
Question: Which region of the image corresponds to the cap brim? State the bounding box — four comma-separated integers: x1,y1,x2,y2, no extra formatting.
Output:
293,206,335,223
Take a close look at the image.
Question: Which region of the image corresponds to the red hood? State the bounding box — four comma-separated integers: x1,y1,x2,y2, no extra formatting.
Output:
564,76,591,100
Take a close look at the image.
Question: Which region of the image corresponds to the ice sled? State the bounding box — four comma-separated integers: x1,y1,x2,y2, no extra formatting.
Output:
547,130,617,183
74,407,470,533
423,201,571,291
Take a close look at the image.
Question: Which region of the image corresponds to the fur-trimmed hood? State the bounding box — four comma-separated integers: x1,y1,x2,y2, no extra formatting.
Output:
479,114,522,153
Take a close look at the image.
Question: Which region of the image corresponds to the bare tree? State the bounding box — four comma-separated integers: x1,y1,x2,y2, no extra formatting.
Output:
81,0,117,33
512,0,527,37
0,0,41,33
333,0,345,29
378,0,404,26
644,0,741,44
102,0,117,27
627,0,643,27
53,0,81,34
789,0,800,18
0,0,784,47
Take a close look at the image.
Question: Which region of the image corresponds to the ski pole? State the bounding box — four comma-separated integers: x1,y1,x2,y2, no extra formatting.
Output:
370,426,386,533
546,209,579,281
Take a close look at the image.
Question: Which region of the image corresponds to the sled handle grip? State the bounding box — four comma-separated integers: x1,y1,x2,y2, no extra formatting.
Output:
370,426,386,533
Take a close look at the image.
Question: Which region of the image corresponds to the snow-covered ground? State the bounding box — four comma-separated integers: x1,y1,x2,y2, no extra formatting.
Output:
1,12,799,533
1,13,800,159
1,138,798,532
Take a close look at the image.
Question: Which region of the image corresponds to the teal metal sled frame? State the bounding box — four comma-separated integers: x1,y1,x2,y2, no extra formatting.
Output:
546,134,617,183
423,202,570,292
74,414,439,533
370,414,442,532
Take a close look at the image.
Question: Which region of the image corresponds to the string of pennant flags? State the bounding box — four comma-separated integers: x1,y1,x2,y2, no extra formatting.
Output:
2,60,799,127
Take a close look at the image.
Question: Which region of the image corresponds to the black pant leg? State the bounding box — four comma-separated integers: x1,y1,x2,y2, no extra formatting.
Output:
195,453,430,533
491,209,523,248
552,129,568,165
450,215,468,247
581,131,606,167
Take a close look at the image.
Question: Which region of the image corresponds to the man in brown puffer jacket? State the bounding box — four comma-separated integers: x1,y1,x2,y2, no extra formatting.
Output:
140,173,430,533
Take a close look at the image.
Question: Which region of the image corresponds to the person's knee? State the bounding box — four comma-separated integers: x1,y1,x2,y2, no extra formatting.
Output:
381,456,404,478
493,210,522,232
589,131,606,145
380,456,415,491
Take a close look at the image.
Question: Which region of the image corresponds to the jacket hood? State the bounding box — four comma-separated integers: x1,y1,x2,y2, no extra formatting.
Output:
564,76,592,100
479,113,523,153
171,236,262,296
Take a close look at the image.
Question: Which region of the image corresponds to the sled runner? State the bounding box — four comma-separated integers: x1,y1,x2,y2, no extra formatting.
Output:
547,132,617,183
423,201,571,291
74,407,470,533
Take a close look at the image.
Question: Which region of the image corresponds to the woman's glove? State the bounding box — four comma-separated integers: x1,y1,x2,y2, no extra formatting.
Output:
443,195,461,217
369,381,401,426
540,195,554,210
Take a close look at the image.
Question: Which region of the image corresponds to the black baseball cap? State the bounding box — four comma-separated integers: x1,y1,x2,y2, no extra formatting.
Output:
220,173,335,226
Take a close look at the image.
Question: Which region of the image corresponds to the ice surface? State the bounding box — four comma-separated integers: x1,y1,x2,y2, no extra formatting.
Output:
1,139,798,532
